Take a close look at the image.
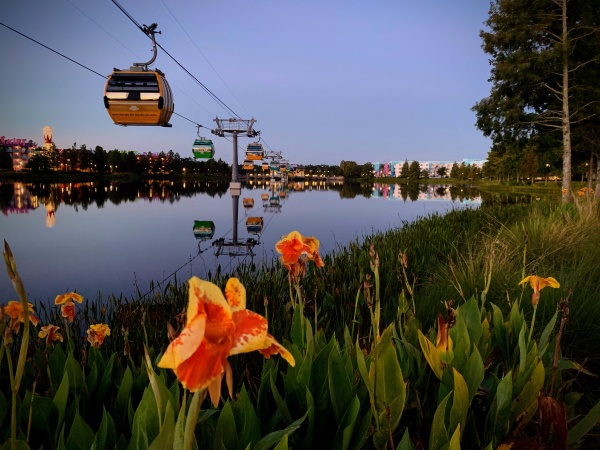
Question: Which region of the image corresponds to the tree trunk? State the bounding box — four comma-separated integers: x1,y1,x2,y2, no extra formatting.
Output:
595,152,600,199
561,0,573,203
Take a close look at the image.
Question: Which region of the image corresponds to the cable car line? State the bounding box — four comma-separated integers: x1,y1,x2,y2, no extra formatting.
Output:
0,22,106,79
110,0,243,121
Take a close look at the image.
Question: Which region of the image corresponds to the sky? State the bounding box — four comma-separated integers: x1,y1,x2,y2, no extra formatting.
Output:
1,0,493,166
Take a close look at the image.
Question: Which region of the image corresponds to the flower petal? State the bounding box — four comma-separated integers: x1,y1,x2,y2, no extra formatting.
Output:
225,277,246,312
158,313,206,370
230,309,268,355
187,277,231,325
172,337,232,393
540,277,560,290
258,333,296,367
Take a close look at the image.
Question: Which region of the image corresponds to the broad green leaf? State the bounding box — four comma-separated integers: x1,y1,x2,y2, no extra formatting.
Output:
296,337,314,388
94,407,117,450
0,439,31,450
270,372,294,426
173,390,187,450
86,362,98,394
568,397,600,445
66,410,95,450
510,361,544,426
272,434,288,450
53,370,69,437
328,346,353,425
538,307,557,358
460,296,483,346
0,391,6,430
302,389,315,449
213,401,238,450
463,347,484,402
114,366,134,427
429,392,450,450
252,411,308,450
356,339,374,409
235,385,261,449
334,395,360,450
65,352,84,395
148,400,175,450
449,314,470,373
397,428,416,450
291,306,305,350
449,369,469,442
129,386,161,450
48,344,67,387
97,353,115,400
21,391,57,443
448,425,461,450
184,389,203,450
418,329,443,380
490,371,512,447
490,303,508,360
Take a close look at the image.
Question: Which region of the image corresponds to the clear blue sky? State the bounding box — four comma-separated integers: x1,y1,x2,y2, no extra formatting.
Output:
1,0,492,166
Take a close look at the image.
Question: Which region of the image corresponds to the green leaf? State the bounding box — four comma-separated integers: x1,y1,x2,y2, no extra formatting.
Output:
328,346,353,425
417,329,443,380
48,345,67,387
463,347,484,402
0,391,6,430
428,392,450,450
94,407,117,450
460,296,483,347
489,371,513,447
291,306,305,349
449,369,468,441
272,434,288,450
0,439,31,450
334,395,360,450
184,389,203,450
65,352,84,395
213,401,238,450
53,370,69,438
173,390,187,450
97,353,115,400
114,366,133,432
568,397,600,445
252,412,308,450
86,362,98,394
21,391,57,444
449,314,470,373
448,425,461,450
235,385,261,449
148,401,175,450
538,306,557,358
129,386,161,450
396,428,416,450
510,361,544,426
270,371,294,426
66,410,95,450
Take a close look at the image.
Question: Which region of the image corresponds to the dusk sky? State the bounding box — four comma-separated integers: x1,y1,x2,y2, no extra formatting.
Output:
1,1,493,166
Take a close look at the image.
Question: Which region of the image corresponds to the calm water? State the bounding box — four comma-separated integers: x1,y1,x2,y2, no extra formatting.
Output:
0,180,482,305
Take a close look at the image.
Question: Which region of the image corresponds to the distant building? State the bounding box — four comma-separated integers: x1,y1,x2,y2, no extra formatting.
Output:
1,136,39,171
372,158,486,177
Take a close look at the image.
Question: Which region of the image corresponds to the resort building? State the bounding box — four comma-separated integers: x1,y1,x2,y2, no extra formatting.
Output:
372,159,486,178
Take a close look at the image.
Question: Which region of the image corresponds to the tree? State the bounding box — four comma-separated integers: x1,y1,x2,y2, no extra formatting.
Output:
26,154,51,173
450,162,460,179
407,160,421,180
474,0,600,202
436,166,448,178
0,147,12,170
400,160,410,179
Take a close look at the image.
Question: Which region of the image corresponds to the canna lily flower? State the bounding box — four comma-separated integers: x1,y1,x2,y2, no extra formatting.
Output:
275,231,324,279
55,292,84,323
87,323,110,348
4,300,39,328
38,324,63,345
54,292,84,305
519,275,560,306
158,276,295,407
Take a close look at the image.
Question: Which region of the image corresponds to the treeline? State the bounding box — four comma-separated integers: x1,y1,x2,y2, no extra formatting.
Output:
7,145,231,177
473,0,600,196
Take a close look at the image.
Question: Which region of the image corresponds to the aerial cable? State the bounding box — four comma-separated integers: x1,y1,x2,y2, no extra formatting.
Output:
110,0,243,120
158,0,253,118
0,22,106,79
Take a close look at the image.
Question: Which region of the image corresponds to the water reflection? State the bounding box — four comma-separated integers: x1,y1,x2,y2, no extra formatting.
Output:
2,179,524,304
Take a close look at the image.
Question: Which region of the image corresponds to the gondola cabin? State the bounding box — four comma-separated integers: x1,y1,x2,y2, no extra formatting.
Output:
261,161,269,171
243,198,254,208
246,217,263,234
279,191,287,199
279,164,287,173
246,142,264,161
193,220,215,240
269,196,280,207
192,138,215,159
269,161,279,171
261,193,269,201
243,160,254,171
104,68,174,126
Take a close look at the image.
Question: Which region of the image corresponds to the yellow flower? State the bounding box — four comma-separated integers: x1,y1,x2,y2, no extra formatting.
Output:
39,324,63,345
519,275,560,306
54,292,84,305
158,277,295,407
87,323,110,348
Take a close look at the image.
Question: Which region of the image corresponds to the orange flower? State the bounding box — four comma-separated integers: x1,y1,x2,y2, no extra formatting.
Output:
275,231,324,279
61,302,77,323
54,292,83,305
158,277,295,407
87,323,110,348
4,300,39,328
38,324,63,345
55,292,83,323
519,275,560,306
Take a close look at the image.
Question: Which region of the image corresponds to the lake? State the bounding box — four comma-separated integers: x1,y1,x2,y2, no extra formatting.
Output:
0,179,482,306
